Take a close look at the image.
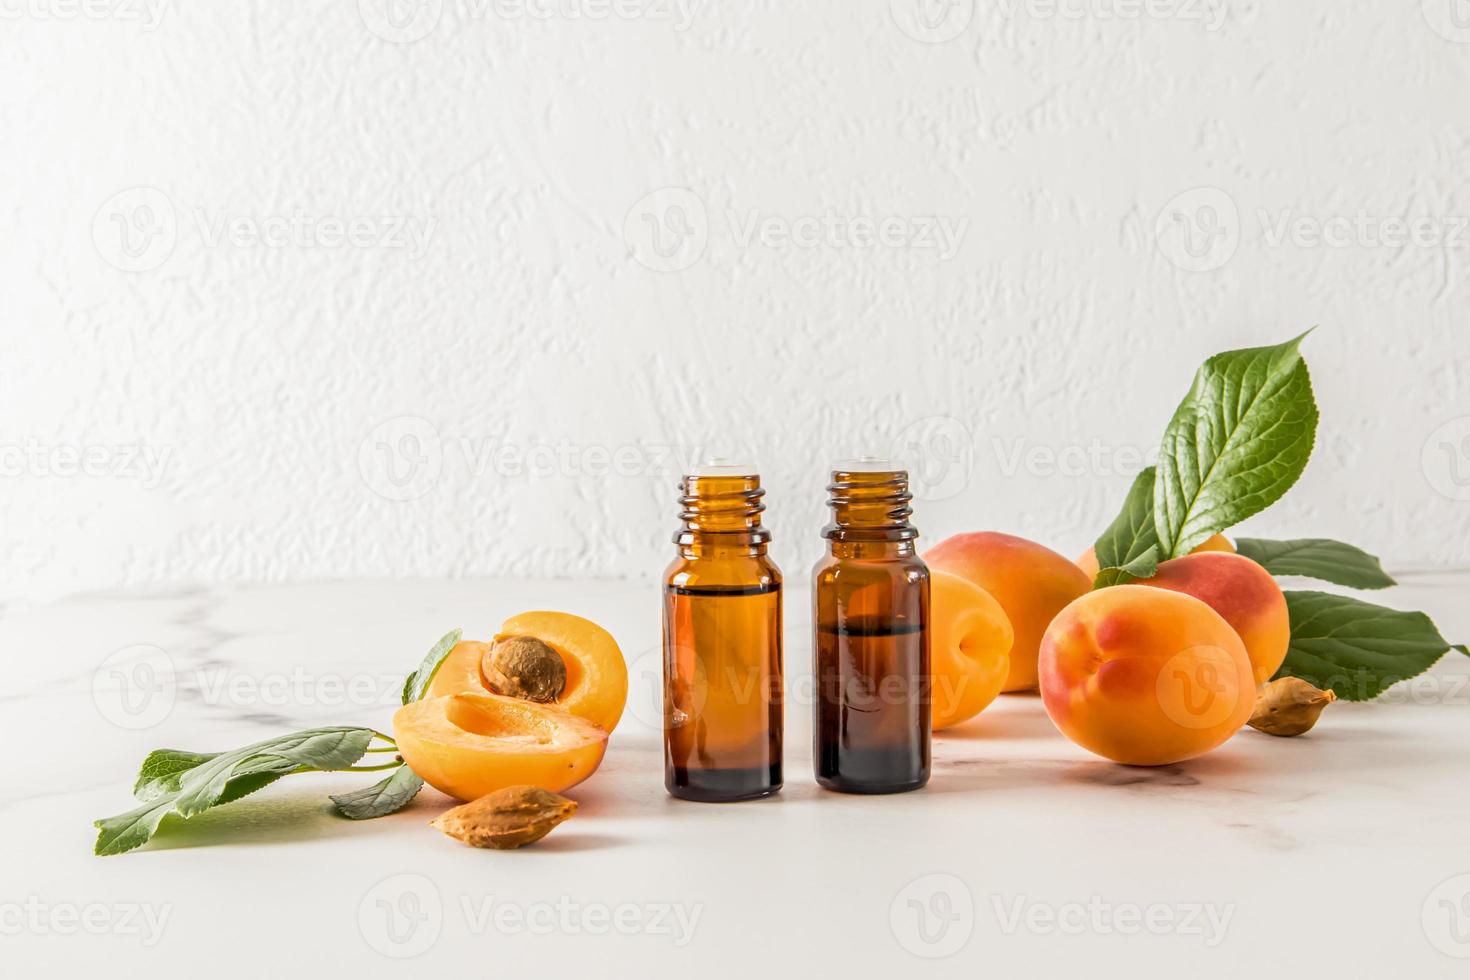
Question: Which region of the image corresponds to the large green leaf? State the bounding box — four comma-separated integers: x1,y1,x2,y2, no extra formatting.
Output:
1154,334,1319,559
94,727,376,856
1092,466,1162,587
1235,537,1395,589
1274,591,1467,701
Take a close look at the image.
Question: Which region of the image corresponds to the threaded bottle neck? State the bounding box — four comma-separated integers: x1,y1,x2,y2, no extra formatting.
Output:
675,468,770,549
822,462,916,544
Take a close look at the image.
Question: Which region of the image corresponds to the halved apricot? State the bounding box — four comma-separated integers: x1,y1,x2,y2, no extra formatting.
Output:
394,693,609,801
930,570,1014,731
426,611,628,733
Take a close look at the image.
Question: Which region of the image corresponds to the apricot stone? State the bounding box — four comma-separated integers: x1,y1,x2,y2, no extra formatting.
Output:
1039,586,1255,766
925,532,1091,692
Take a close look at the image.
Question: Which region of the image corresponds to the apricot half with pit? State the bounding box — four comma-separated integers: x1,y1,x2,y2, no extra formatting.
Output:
394,692,609,801
427,610,629,733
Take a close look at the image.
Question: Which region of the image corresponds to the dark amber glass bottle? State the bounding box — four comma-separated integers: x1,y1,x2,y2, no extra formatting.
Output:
662,465,783,801
812,461,930,793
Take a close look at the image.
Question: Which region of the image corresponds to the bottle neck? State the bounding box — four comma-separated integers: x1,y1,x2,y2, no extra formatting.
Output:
822,467,917,556
675,473,771,558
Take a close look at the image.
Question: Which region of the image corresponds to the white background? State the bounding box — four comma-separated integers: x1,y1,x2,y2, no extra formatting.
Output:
5,0,1470,602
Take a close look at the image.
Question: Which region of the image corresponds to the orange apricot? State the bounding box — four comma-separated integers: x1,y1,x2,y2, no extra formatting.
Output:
924,532,1091,692
1038,586,1255,766
394,693,609,801
427,610,628,733
929,570,1014,730
1075,532,1234,580
1139,551,1290,687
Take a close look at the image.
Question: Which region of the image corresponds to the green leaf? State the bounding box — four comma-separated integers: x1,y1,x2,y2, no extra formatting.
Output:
133,749,218,801
402,628,462,705
1235,537,1396,589
94,727,377,856
1274,591,1465,700
1154,333,1319,559
331,765,423,820
1092,467,1162,586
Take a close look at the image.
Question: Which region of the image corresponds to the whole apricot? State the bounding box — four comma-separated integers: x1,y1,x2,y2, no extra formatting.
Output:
1038,586,1255,766
1139,552,1289,687
929,570,1014,730
925,532,1091,692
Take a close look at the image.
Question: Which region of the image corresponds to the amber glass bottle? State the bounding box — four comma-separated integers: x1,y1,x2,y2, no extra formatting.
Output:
662,465,783,802
812,461,930,793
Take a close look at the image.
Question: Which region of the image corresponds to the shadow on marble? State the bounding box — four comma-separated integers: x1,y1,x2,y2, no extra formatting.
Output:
144,788,416,851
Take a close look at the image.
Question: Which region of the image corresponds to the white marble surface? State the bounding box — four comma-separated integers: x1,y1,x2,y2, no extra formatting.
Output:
4,573,1470,977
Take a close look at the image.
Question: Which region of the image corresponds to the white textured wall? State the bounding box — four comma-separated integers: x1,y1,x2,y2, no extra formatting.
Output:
4,0,1469,602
